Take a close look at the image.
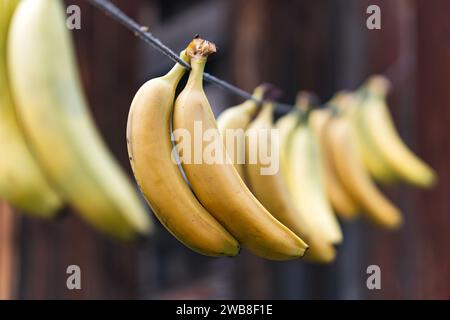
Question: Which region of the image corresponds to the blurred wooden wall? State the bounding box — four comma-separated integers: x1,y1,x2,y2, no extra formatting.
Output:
414,0,450,299
353,0,450,299
0,0,449,299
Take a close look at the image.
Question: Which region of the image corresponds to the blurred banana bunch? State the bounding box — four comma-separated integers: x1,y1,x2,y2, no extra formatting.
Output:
0,0,62,217
1,0,152,240
349,76,436,188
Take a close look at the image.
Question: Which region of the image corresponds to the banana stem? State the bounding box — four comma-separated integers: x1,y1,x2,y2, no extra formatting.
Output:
163,51,190,83
183,37,217,90
294,91,319,125
186,59,206,90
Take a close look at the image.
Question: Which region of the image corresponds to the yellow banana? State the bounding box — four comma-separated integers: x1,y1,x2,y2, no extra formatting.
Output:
338,92,397,184
173,38,307,260
247,104,335,263
326,114,402,229
216,86,264,178
127,51,239,256
287,112,343,244
358,75,436,188
276,111,299,182
309,108,359,220
8,0,151,240
0,0,61,216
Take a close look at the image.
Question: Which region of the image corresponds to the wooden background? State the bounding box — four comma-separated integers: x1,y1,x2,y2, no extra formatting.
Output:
0,0,448,299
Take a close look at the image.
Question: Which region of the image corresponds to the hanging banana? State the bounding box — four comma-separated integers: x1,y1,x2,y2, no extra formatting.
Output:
8,0,152,240
173,37,308,260
309,106,360,220
127,50,239,256
246,103,335,263
286,103,343,245
340,91,398,185
325,112,402,229
0,0,62,216
357,75,436,188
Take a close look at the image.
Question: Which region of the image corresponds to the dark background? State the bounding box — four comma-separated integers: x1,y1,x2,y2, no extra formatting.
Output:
0,0,449,299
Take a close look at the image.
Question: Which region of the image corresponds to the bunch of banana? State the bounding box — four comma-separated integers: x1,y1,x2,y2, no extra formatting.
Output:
172,37,308,260
351,76,436,188
1,0,433,260
324,103,403,229
127,50,239,256
8,0,151,240
0,0,62,217
338,77,436,188
246,102,336,263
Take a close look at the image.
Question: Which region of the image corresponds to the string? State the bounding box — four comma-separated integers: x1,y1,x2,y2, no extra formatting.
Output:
86,0,294,113
87,0,403,112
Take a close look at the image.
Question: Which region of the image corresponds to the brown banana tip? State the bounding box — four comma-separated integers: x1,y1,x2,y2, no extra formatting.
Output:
302,245,310,258
235,244,242,256
258,83,284,101
224,245,241,258
186,36,217,59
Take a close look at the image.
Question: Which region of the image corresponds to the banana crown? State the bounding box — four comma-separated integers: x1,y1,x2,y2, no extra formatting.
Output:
186,37,216,60
181,37,217,92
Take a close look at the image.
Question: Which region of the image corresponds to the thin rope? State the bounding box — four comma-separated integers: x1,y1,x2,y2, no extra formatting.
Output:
87,0,402,113
87,0,295,113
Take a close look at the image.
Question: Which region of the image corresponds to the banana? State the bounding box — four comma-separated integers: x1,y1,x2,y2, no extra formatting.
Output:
127,51,239,256
325,114,402,229
246,104,334,263
309,107,359,220
173,37,307,260
8,0,151,240
217,86,264,178
357,76,436,188
0,0,62,216
287,111,343,244
275,111,299,181
339,92,398,184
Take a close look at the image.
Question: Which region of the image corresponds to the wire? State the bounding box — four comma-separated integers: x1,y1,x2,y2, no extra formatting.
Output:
87,0,406,114
86,0,294,113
